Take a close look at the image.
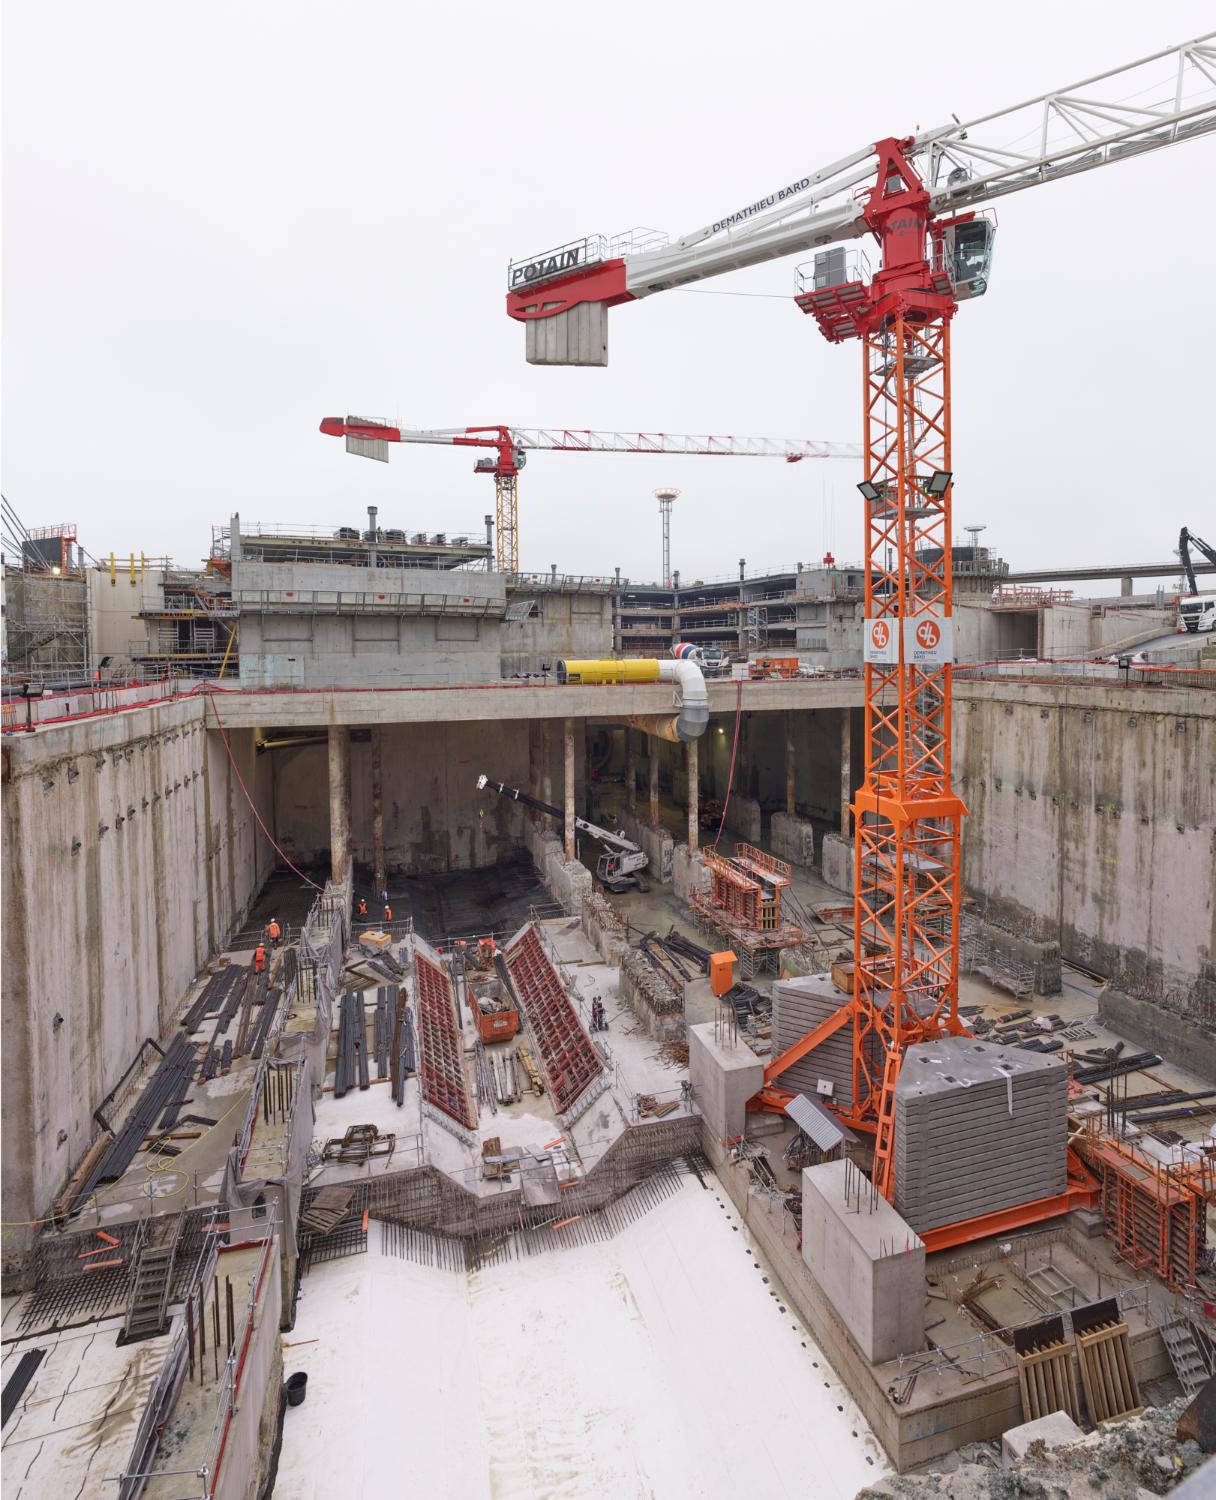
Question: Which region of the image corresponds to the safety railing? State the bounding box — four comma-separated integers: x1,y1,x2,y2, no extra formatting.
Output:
956,658,1215,689
1,675,202,731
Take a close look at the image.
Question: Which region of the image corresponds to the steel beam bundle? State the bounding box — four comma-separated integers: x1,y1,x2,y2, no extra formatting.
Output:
179,966,245,1034
415,953,476,1129
474,1041,498,1115
78,1035,198,1200
334,989,369,1098
505,925,604,1115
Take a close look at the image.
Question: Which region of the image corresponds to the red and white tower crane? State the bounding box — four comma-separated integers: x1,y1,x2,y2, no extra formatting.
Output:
320,417,860,573
501,36,1216,1236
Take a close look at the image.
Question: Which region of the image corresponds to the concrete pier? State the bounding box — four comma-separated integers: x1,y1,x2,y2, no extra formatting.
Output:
840,708,852,837
563,717,576,860
625,731,636,812
687,738,699,853
370,726,385,896
649,735,660,824
327,724,351,882
786,711,796,814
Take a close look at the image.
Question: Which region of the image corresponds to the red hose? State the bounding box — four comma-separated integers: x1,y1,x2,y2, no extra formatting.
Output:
205,685,323,892
712,680,744,849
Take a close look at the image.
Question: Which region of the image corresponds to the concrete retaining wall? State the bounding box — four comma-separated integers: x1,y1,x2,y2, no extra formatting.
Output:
1099,987,1216,1083
1,697,274,1259
956,679,1215,1017
618,809,674,885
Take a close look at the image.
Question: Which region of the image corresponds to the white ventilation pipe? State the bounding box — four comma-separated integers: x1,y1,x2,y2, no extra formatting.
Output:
556,656,709,742
658,658,709,741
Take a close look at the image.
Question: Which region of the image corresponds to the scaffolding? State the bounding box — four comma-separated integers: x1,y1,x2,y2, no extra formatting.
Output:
2,564,92,685
134,571,238,677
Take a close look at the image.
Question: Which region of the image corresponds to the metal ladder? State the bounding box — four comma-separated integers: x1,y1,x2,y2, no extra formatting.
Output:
1161,1318,1212,1396
123,1214,185,1341
871,1048,902,1201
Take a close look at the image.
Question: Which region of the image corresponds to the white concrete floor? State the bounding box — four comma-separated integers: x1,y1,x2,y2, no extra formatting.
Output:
273,1173,888,1500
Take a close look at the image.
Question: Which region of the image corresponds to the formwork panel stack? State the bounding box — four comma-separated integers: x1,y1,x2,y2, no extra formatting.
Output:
415,951,476,1134
506,925,605,1116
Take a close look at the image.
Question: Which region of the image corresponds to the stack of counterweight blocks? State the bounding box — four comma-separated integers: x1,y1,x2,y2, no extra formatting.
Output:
771,974,879,1111
894,1036,1067,1233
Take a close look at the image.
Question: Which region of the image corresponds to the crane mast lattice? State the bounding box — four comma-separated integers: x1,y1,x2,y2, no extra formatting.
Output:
499,35,1216,1217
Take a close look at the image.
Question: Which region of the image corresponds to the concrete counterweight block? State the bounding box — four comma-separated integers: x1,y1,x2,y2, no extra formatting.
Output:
894,1037,1068,1233
801,1159,925,1364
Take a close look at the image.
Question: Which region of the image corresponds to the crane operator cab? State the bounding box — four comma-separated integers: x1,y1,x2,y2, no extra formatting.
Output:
938,213,996,302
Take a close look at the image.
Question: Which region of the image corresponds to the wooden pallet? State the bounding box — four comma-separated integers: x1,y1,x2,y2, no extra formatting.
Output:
1075,1319,1142,1426
1016,1338,1081,1425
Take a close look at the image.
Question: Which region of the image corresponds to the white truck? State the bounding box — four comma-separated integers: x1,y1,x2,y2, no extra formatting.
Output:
1178,528,1216,633
1178,593,1216,634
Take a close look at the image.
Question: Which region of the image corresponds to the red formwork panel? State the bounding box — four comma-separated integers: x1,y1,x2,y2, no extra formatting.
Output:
506,926,604,1115
415,951,476,1130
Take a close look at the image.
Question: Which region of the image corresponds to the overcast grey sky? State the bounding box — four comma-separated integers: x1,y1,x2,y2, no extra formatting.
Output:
4,3,1214,582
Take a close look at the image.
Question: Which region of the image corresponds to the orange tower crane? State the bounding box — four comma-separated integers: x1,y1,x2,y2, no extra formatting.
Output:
319,418,860,574
500,37,1216,1217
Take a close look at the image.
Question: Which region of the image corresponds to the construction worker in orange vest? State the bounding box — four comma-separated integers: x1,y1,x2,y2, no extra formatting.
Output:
383,902,393,923
266,918,281,948
357,897,368,919
253,944,266,974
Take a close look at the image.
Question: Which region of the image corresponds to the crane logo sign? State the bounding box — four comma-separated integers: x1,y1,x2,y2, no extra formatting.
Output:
863,617,899,664
905,614,953,666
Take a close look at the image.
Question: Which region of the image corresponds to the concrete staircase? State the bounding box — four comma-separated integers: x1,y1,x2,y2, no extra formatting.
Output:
123,1214,184,1341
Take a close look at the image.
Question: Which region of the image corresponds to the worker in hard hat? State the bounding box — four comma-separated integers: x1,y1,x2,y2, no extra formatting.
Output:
383,902,393,924
357,896,368,919
266,918,281,948
253,944,266,974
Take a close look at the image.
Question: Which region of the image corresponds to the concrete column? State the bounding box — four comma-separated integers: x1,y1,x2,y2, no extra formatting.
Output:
563,717,576,860
529,720,541,804
687,737,699,853
327,725,351,882
625,731,637,813
1120,574,1134,598
649,736,660,825
786,712,797,815
840,709,852,838
541,721,554,807
370,727,386,897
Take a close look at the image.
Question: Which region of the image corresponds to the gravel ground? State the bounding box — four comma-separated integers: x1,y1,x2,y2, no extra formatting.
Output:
856,1397,1213,1500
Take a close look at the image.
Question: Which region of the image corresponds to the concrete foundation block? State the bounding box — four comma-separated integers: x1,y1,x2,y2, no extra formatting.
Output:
821,832,854,894
800,1159,925,1364
724,794,762,844
771,812,817,868
1001,1411,1083,1466
688,1022,763,1143
1067,1207,1106,1239
977,920,1062,995
563,860,592,913
619,810,674,885
672,844,710,901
